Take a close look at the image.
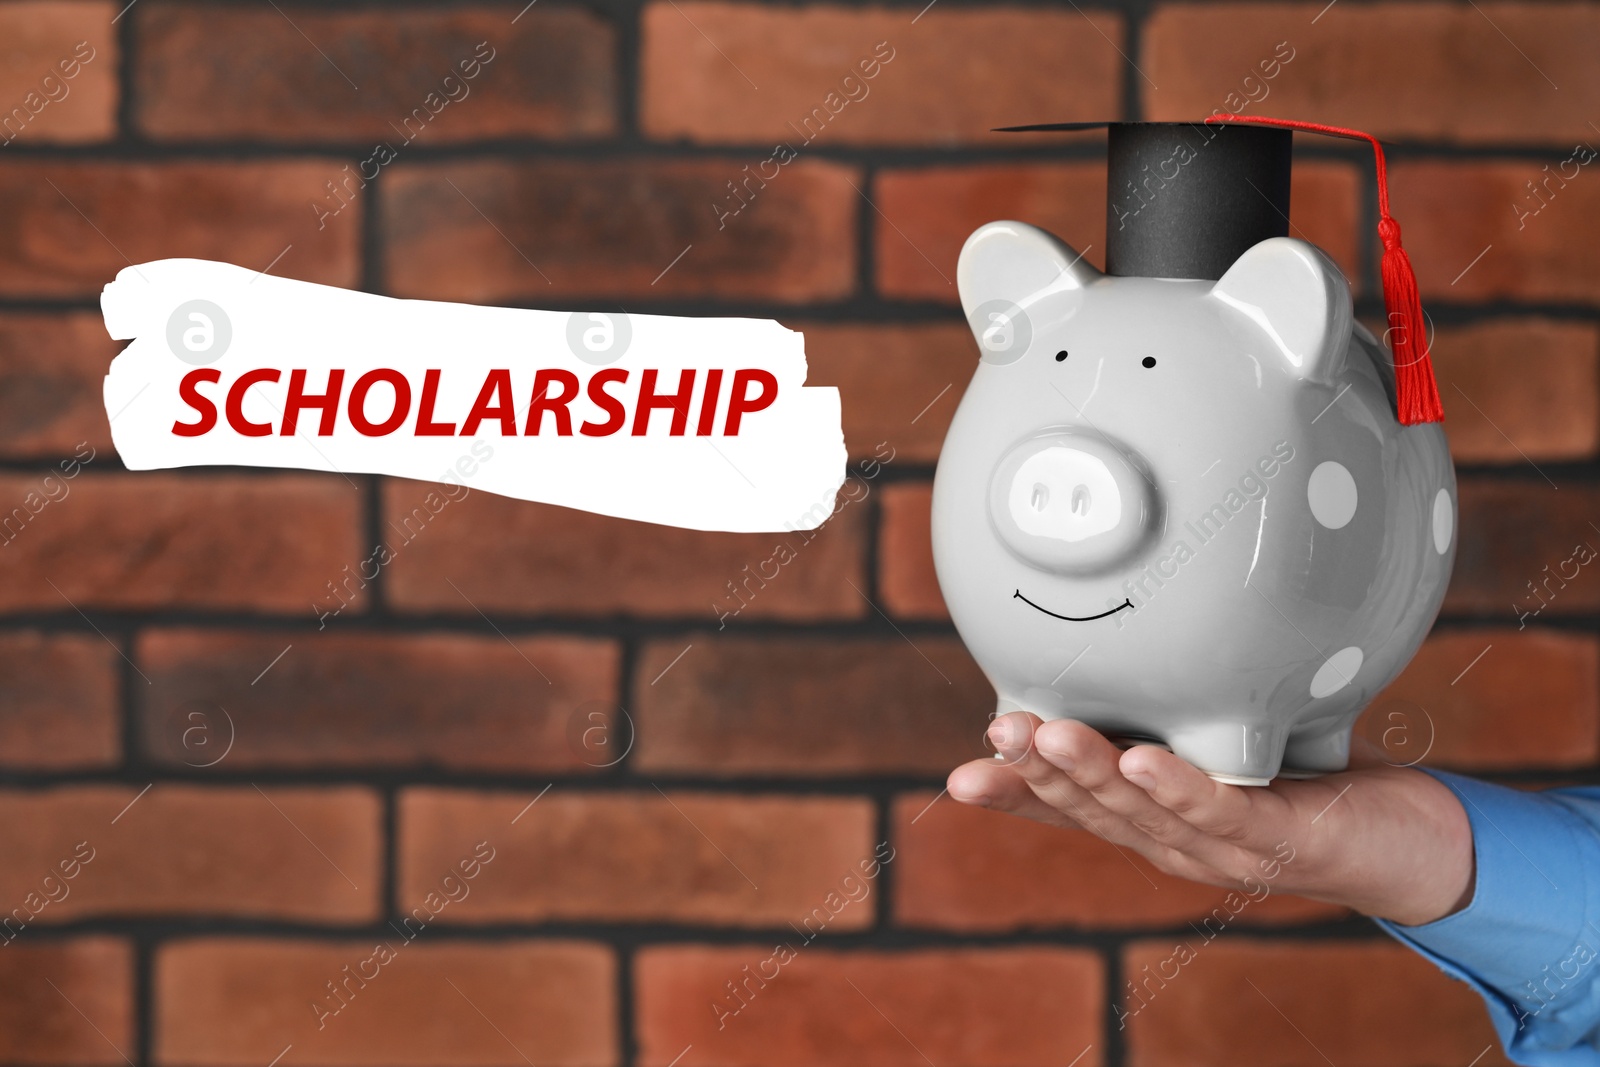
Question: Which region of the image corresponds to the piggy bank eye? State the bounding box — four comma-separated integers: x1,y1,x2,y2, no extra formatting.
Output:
1141,356,1157,368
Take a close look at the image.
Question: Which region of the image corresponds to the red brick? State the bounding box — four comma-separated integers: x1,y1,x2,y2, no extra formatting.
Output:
878,482,946,621
877,163,1103,303
1289,162,1363,285
135,6,613,143
790,323,973,464
0,938,132,1065
876,161,1357,302
1393,161,1600,303
1143,3,1600,144
0,313,117,460
382,158,857,303
155,938,615,1067
400,790,876,926
1435,319,1600,463
0,785,379,922
1122,939,1507,1067
1448,481,1600,615
381,479,866,620
140,629,617,772
893,792,1344,931
1363,628,1599,770
641,5,1121,146
633,636,991,776
0,473,362,612
0,632,118,768
0,4,116,145
636,946,1101,1067
0,162,359,296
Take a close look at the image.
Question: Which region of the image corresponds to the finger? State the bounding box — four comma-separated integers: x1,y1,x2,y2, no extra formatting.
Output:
987,714,1189,859
1118,743,1292,852
986,713,1111,822
947,758,1085,830
1032,719,1211,851
966,730,1242,888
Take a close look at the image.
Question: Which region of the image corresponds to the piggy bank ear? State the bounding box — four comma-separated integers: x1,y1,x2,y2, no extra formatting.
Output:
1209,237,1352,384
957,221,1099,323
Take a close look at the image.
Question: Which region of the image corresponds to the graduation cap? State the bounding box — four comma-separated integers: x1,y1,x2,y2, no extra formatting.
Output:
998,115,1443,426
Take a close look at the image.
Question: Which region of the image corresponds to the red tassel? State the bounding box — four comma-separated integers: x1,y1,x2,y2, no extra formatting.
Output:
1376,217,1444,424
1204,114,1445,425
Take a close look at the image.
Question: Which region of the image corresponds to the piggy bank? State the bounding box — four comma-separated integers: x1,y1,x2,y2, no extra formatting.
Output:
931,221,1455,784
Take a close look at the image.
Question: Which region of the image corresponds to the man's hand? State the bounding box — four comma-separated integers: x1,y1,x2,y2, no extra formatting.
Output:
948,712,1476,927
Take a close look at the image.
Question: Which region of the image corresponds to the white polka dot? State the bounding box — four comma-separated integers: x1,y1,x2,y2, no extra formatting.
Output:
1432,488,1453,554
1310,646,1363,698
1308,461,1358,529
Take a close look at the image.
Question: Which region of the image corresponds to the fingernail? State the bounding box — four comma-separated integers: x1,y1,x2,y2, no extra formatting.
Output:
987,719,1013,749
1125,769,1156,791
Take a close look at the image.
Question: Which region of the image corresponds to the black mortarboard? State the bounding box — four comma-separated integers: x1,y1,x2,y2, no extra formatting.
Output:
998,121,1291,281
997,115,1444,426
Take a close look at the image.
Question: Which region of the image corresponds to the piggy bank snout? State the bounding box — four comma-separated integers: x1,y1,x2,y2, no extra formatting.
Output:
988,432,1158,575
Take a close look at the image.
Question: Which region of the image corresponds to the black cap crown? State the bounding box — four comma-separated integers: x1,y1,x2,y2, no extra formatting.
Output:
1000,122,1293,281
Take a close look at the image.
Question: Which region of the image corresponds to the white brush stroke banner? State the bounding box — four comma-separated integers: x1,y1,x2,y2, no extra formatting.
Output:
101,259,845,532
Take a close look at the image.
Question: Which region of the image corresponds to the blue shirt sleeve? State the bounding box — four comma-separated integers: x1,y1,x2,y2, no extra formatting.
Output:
1375,769,1600,1066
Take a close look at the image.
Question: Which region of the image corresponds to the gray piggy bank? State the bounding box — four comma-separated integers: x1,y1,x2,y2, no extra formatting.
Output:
931,221,1456,784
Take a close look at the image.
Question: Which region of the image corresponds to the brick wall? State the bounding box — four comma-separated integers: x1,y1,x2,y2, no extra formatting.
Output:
0,1,1595,1064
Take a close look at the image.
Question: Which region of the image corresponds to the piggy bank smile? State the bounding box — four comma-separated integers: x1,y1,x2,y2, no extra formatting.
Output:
1010,591,1133,623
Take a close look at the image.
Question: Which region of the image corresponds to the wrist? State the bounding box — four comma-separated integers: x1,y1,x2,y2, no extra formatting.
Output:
1269,768,1476,926
1357,768,1477,926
